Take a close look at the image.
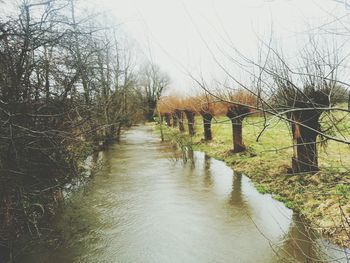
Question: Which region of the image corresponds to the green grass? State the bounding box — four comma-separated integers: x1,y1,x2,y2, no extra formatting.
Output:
191,115,350,174
336,184,350,199
255,184,268,194
154,114,350,247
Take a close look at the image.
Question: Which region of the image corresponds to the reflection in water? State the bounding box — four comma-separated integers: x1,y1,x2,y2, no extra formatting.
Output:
18,125,349,263
229,173,246,207
203,154,213,188
275,215,350,263
276,216,321,262
200,153,349,263
204,153,210,171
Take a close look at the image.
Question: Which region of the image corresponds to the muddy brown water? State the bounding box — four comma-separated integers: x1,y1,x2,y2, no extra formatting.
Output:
19,125,349,263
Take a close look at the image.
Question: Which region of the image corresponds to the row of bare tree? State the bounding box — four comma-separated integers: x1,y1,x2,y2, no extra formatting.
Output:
157,74,348,175
157,92,256,152
173,2,350,177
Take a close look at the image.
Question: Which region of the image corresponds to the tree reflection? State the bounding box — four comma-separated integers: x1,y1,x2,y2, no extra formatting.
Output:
229,173,249,212
275,215,346,263
203,154,213,188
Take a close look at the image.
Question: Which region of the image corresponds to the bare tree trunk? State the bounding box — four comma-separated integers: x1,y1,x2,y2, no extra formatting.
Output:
175,110,185,132
172,113,178,128
202,112,213,141
164,113,171,127
291,110,321,173
226,106,249,153
231,118,245,152
184,110,196,136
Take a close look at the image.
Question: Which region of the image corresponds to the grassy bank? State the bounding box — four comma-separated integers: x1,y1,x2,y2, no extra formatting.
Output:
154,115,350,248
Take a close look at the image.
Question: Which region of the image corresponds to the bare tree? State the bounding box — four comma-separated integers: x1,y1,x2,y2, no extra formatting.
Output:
0,1,144,260
258,40,344,172
192,95,215,141
197,33,349,172
140,63,170,121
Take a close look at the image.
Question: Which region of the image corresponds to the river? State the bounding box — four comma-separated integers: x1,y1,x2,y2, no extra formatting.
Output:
19,125,349,263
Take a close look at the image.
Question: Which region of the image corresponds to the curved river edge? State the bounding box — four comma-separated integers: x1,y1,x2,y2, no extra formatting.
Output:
16,124,349,262
153,123,350,248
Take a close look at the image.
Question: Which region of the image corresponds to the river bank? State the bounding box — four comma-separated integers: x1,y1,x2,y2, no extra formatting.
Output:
153,117,350,248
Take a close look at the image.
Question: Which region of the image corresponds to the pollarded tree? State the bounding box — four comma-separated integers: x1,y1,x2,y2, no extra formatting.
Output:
157,97,174,127
169,97,185,132
267,44,342,173
273,85,331,172
159,96,184,128
182,98,197,136
167,96,184,130
175,109,185,132
216,33,347,172
224,91,257,153
192,94,216,141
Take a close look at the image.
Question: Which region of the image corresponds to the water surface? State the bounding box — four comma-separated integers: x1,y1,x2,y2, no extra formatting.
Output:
20,125,349,263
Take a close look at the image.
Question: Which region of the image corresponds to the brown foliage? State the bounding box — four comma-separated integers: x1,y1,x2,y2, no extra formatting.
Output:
158,90,257,117
186,95,214,115
157,96,183,115
223,90,257,114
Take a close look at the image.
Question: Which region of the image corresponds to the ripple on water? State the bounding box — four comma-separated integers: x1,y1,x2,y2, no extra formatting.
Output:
19,125,350,263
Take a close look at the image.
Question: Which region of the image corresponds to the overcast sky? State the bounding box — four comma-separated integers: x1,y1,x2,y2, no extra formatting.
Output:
85,0,348,94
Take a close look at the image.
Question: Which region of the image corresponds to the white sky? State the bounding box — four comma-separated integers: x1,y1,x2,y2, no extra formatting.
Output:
79,0,350,93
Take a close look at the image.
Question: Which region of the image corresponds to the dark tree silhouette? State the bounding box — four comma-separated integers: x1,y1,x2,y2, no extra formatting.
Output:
226,105,250,153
